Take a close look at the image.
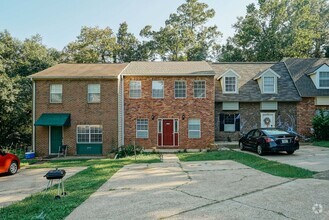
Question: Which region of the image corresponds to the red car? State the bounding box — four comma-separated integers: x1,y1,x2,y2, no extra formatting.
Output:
0,149,20,175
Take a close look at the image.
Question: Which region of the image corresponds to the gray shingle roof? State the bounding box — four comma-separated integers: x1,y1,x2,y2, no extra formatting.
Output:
29,63,128,79
211,62,301,102
121,61,215,76
284,58,329,97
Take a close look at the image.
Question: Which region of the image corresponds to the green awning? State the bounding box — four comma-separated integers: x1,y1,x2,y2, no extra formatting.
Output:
35,113,71,126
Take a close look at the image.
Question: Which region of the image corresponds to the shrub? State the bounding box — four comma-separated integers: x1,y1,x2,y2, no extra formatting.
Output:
116,144,143,158
312,110,329,140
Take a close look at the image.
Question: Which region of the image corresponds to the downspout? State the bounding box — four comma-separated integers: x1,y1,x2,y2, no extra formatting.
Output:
32,79,36,152
117,72,125,148
121,74,125,146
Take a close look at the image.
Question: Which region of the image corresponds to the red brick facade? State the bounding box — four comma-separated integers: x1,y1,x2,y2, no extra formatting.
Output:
124,76,214,149
296,97,329,137
34,79,118,156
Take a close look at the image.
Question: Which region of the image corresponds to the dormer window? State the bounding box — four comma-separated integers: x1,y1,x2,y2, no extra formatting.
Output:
253,68,280,94
319,72,329,88
263,76,275,93
224,77,237,93
217,69,241,94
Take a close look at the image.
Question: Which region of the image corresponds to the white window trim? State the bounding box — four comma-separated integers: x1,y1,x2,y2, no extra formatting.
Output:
152,80,164,98
129,81,142,98
136,119,149,138
87,84,101,103
174,80,187,98
188,119,201,139
223,76,237,94
262,76,276,94
193,80,206,98
76,125,103,144
318,71,329,89
50,84,63,103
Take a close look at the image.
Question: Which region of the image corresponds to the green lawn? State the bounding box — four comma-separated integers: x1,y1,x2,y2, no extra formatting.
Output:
0,154,160,220
313,141,329,148
177,150,316,178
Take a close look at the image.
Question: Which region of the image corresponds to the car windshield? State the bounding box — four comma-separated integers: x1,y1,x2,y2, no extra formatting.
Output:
264,129,290,136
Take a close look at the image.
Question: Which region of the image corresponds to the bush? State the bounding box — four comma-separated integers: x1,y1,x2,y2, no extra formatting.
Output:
312,110,329,140
116,144,143,158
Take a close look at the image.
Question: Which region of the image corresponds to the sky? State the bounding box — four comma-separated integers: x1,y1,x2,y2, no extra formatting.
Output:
0,0,256,50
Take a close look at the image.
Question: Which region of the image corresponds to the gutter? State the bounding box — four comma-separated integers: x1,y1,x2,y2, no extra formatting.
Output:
32,79,36,152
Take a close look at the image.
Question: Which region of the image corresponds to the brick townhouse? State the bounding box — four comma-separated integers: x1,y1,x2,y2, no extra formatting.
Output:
29,64,127,156
212,62,301,141
284,58,329,137
120,61,215,149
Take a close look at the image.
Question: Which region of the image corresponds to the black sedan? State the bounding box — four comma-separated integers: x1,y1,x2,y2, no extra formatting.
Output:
239,128,299,155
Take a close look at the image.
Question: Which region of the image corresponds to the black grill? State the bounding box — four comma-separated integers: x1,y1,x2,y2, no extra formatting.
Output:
44,169,67,199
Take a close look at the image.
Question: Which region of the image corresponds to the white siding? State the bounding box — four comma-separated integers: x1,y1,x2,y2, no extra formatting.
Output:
222,102,239,110
261,102,278,110
315,97,329,105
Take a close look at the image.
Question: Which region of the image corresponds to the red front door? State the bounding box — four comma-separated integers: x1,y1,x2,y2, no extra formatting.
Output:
163,119,174,145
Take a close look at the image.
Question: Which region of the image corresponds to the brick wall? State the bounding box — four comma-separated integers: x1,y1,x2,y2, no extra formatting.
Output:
296,97,329,137
124,76,214,149
215,102,297,141
34,79,118,156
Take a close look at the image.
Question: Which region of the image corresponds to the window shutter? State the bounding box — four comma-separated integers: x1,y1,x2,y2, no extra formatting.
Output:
219,113,224,131
235,114,240,131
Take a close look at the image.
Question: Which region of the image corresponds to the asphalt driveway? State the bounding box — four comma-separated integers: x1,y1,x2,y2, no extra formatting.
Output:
0,167,86,208
66,159,329,220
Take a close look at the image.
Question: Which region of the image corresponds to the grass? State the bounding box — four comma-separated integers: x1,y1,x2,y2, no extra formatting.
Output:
313,141,329,148
0,154,160,220
177,150,316,178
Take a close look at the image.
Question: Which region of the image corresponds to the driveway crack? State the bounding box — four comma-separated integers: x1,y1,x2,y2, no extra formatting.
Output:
162,178,296,219
232,199,297,220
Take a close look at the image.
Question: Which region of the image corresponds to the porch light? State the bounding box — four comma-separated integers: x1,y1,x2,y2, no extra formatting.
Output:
182,113,185,120
151,114,155,120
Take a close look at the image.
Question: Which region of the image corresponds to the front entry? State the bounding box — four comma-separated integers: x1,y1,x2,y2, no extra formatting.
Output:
163,119,174,145
50,126,62,154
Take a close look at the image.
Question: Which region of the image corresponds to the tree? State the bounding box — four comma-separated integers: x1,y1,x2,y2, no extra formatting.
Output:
140,0,221,61
220,0,329,61
0,31,58,146
116,22,143,62
63,26,118,63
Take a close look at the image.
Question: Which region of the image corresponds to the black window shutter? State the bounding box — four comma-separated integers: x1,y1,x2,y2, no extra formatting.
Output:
235,114,240,131
219,113,224,131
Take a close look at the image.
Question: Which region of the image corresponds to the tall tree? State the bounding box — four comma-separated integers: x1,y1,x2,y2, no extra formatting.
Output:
62,26,118,63
116,22,140,62
140,0,221,61
220,0,329,61
0,30,58,146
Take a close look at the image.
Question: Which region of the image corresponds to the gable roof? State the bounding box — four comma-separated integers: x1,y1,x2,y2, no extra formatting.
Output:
29,63,128,79
284,58,329,97
212,62,301,102
217,69,241,80
121,61,215,76
253,68,281,80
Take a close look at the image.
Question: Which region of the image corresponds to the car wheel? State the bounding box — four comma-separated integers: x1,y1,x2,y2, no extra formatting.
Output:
8,161,18,175
286,151,295,155
239,142,245,151
257,145,264,156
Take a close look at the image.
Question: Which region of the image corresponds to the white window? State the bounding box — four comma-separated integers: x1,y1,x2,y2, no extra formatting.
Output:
224,77,236,93
77,125,103,143
152,81,164,98
136,119,148,138
88,84,100,103
319,72,329,88
224,114,235,132
130,81,141,98
50,84,62,103
174,81,186,98
263,76,275,93
194,80,206,98
188,119,201,138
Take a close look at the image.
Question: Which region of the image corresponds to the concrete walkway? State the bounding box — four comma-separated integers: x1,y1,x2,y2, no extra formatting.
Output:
0,167,86,208
66,161,329,220
162,154,180,163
